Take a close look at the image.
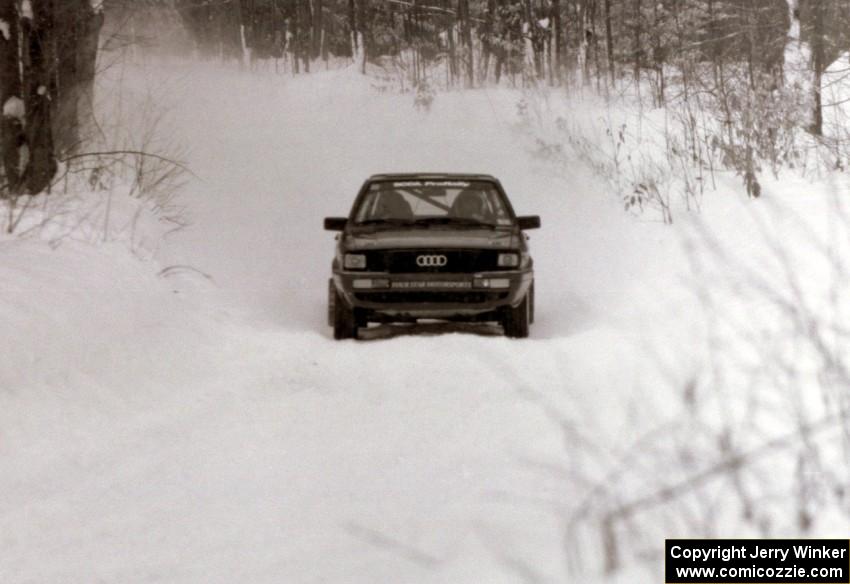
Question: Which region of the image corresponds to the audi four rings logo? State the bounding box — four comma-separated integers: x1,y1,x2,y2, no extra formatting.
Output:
417,254,448,267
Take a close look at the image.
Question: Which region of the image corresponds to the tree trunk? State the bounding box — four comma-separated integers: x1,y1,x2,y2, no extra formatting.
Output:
579,0,590,85
482,0,495,82
633,0,641,86
53,1,103,156
292,1,300,73
524,0,543,79
359,0,368,74
810,0,824,135
73,6,102,151
348,0,357,56
591,0,601,90
24,0,56,194
302,0,311,71
604,0,614,83
0,0,23,195
552,0,561,84
459,0,474,87
447,12,457,85
312,0,323,59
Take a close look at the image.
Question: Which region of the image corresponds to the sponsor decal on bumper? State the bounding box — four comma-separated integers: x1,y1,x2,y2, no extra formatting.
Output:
391,280,472,289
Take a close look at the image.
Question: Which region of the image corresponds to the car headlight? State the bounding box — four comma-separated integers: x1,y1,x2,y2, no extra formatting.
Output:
344,253,367,269
498,253,520,268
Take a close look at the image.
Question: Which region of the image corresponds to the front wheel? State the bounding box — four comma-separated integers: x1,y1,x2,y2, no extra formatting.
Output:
502,293,530,338
332,285,358,340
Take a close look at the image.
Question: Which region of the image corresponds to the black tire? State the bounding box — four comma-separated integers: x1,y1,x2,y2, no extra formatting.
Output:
503,293,530,338
529,281,535,325
327,279,336,327
333,286,358,340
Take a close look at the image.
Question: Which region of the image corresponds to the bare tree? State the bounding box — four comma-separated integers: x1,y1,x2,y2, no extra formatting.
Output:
53,1,104,155
0,0,24,195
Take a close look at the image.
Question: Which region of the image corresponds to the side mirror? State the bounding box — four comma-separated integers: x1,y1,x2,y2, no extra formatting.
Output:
517,215,541,230
324,217,348,231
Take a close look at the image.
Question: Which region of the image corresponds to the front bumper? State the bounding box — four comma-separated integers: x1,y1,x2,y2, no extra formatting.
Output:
332,269,532,318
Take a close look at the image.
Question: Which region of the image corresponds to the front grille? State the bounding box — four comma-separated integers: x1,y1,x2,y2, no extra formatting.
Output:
365,249,504,273
355,291,509,304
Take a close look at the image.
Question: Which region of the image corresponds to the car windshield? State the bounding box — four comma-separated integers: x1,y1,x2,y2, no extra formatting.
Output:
353,180,513,227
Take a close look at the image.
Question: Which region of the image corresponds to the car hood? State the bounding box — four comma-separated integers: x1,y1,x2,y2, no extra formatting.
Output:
344,228,519,251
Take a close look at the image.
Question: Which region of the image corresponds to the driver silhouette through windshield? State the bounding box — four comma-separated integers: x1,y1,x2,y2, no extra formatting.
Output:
450,189,493,223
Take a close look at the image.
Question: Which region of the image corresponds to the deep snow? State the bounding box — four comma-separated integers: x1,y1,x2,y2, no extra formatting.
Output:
2,60,848,583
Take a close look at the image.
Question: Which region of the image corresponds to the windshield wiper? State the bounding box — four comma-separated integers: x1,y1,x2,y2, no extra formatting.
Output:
412,217,497,229
357,218,417,227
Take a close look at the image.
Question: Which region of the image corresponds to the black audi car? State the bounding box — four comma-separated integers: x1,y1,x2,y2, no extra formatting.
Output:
324,173,541,339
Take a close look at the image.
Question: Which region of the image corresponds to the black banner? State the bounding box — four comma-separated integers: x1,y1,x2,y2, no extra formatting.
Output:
666,539,850,583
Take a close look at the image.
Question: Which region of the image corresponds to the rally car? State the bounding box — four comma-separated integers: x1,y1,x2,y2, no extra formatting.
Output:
324,173,540,339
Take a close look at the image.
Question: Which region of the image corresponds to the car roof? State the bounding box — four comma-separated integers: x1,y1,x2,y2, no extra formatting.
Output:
367,172,500,182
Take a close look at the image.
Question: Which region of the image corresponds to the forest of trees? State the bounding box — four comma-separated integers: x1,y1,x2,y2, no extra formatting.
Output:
109,2,850,93
141,1,850,122
99,0,844,205
2,1,850,202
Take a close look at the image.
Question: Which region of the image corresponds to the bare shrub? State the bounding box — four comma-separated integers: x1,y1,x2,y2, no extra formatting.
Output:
540,186,850,577
2,62,189,250
526,105,688,224
520,54,850,223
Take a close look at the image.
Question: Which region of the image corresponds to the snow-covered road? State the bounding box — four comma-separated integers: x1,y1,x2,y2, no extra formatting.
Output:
1,63,679,582
160,65,653,334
